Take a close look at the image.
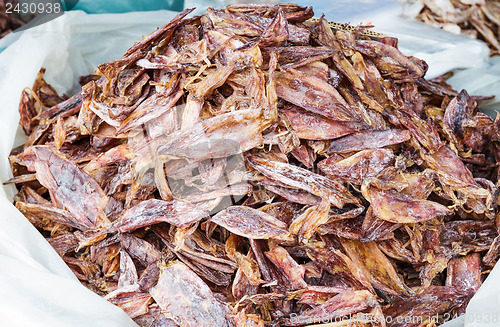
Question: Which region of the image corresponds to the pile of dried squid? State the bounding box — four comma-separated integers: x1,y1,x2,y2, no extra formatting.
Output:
6,4,500,327
413,0,500,55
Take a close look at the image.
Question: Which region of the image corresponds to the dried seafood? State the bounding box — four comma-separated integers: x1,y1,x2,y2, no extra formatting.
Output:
7,4,500,327
413,0,500,55
0,0,30,38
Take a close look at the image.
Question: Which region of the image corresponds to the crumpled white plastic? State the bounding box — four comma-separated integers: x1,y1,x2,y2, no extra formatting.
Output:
0,4,499,327
445,56,500,117
0,9,179,327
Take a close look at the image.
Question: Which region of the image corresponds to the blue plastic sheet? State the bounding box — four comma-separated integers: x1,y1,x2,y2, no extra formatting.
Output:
70,0,184,14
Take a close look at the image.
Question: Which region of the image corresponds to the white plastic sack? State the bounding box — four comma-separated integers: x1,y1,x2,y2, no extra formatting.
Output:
0,5,499,327
445,56,500,117
0,9,180,327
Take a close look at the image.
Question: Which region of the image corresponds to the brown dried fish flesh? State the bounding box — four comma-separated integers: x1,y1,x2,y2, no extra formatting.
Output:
7,4,500,327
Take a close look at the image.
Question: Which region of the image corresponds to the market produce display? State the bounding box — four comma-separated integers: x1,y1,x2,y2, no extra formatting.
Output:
6,4,500,326
413,0,500,55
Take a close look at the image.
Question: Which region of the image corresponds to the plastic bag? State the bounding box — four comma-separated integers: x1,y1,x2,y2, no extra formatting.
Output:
445,56,500,117
0,9,180,327
71,0,184,14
